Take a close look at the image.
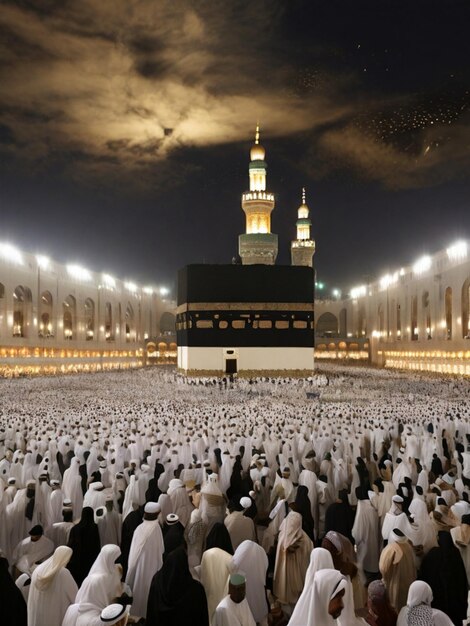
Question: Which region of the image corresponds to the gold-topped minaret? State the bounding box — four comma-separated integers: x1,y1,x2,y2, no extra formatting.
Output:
291,187,315,267
238,125,278,265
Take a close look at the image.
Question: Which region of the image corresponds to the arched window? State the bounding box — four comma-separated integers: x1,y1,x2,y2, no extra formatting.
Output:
39,291,53,337
396,303,401,339
105,302,113,341
84,298,95,340
377,304,384,341
411,296,418,340
445,287,452,340
63,295,76,340
13,285,32,338
462,279,470,339
357,307,366,337
422,291,431,339
125,302,135,343
316,313,338,337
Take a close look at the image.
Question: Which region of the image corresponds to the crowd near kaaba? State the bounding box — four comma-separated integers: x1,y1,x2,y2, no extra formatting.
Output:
1,365,470,625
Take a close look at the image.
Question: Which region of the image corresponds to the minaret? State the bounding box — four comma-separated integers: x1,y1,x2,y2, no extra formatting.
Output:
291,187,315,267
238,125,278,265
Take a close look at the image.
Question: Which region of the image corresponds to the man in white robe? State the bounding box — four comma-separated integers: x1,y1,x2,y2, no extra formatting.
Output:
125,501,164,619
352,488,381,575
224,497,257,551
83,482,107,510
213,573,256,626
12,525,54,577
27,545,77,626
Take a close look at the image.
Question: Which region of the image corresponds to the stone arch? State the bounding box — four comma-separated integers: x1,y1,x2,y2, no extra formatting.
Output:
445,287,452,340
316,312,338,337
125,302,135,342
39,291,53,337
461,278,470,339
357,306,367,337
63,295,76,340
84,298,95,340
13,285,33,337
422,290,431,339
160,311,176,333
411,295,418,340
158,341,168,352
105,302,113,341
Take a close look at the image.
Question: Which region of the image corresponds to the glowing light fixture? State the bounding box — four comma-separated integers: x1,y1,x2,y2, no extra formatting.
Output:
379,272,398,290
67,264,91,281
0,243,23,265
351,285,367,299
412,255,431,275
125,282,137,293
36,255,50,270
159,287,169,296
102,274,116,289
447,240,467,261
143,286,154,295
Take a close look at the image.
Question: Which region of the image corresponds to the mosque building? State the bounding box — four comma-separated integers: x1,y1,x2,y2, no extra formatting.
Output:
0,245,176,376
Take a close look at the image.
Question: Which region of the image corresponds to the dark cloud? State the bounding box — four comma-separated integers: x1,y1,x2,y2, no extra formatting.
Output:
0,0,468,194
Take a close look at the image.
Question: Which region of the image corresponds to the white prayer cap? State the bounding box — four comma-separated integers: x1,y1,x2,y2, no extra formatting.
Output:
63,498,72,507
99,461,107,468
91,482,104,490
50,479,60,486
240,497,252,509
392,495,404,503
166,513,179,525
144,502,160,514
100,603,129,624
141,464,150,471
249,490,256,499
384,460,392,467
7,477,16,484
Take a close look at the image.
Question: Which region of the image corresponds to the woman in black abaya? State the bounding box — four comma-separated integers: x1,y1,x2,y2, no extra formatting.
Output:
67,506,101,585
420,530,468,625
0,556,27,626
146,546,209,626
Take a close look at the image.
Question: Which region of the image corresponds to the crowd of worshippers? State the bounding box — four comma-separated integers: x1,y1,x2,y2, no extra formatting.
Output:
1,372,470,625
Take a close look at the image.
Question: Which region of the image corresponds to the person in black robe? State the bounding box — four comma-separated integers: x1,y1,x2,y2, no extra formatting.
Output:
163,516,186,555
146,546,208,626
205,522,233,554
420,530,468,625
324,488,355,545
0,556,27,626
292,485,315,542
120,504,144,577
226,455,243,502
145,463,164,502
67,506,101,585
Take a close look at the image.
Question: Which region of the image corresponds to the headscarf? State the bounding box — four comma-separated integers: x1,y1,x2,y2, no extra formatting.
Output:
34,546,73,591
367,580,397,626
0,556,27,626
294,485,315,541
149,546,193,611
289,548,335,625
405,581,433,626
205,522,233,554
308,569,347,625
278,511,304,551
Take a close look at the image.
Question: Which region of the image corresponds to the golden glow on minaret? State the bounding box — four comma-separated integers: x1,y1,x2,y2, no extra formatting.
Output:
291,187,315,267
239,125,278,264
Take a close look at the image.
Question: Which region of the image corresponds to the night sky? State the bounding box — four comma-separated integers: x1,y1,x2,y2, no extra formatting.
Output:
1,0,469,297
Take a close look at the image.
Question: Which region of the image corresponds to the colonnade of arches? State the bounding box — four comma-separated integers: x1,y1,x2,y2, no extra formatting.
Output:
0,283,139,343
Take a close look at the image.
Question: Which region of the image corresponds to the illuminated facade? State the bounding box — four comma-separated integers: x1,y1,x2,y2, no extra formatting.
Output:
315,240,470,375
291,188,316,267
238,126,278,265
0,244,175,376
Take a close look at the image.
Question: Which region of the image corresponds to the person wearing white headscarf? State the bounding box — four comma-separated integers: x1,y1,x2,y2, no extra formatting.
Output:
83,482,107,511
62,459,83,517
199,473,226,531
397,581,453,626
230,540,268,624
289,547,335,625
200,546,232,621
125,502,164,619
168,477,194,526
75,544,122,608
273,510,313,605
185,508,206,570
27,546,77,626
294,568,347,626
337,577,368,626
